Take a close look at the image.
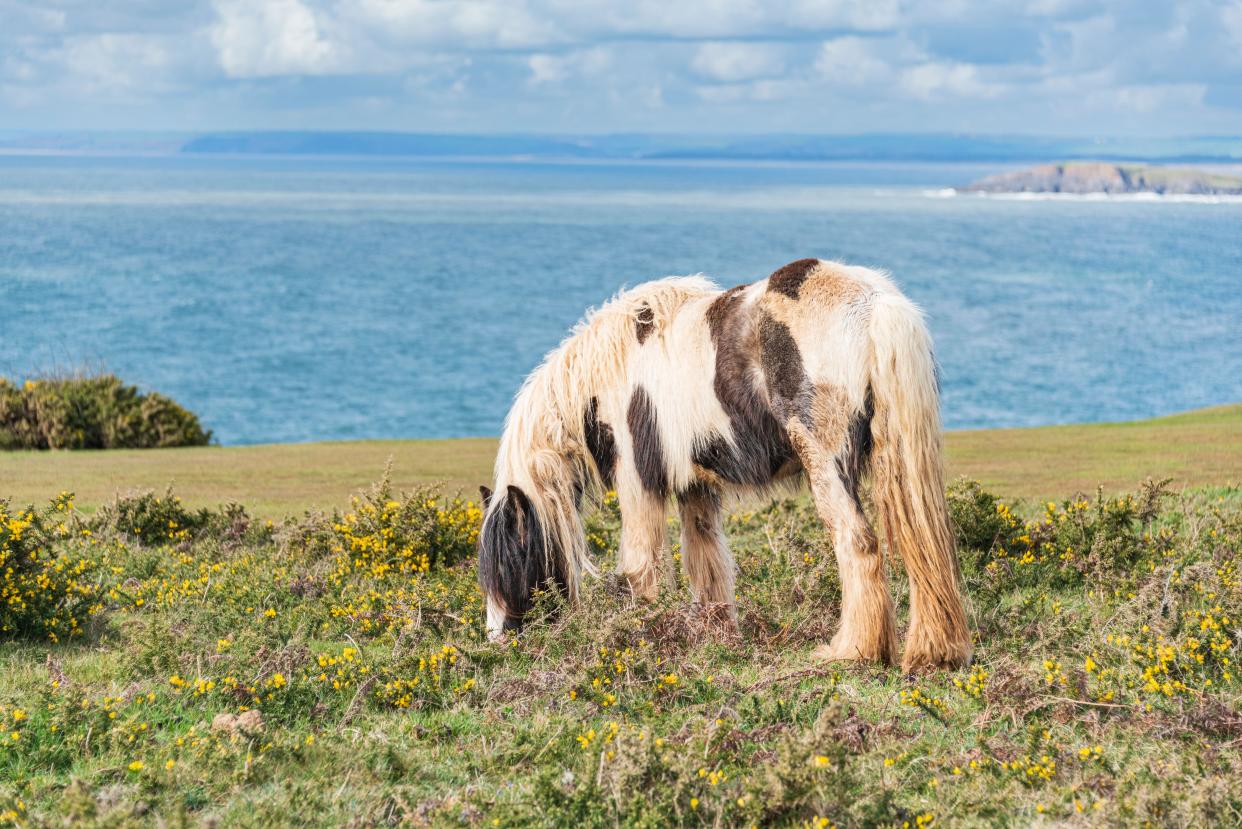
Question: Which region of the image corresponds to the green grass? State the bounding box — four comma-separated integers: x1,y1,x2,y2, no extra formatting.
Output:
1,407,1240,827
2,478,1240,827
0,437,498,517
1,405,1238,515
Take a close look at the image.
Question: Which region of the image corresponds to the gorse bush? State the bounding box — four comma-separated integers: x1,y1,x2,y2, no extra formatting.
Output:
89,489,210,546
0,493,106,641
324,474,482,578
0,374,211,450
287,474,485,637
949,476,1174,590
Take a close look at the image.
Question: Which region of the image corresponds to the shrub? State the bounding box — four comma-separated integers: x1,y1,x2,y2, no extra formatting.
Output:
318,474,482,580
0,374,211,450
0,493,107,641
86,488,222,546
947,477,1173,590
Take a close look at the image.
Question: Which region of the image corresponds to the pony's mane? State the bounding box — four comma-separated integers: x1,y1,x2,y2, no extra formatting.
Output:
491,275,719,594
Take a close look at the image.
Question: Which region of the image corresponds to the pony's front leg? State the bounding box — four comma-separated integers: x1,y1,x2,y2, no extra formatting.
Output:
677,482,736,618
616,483,667,601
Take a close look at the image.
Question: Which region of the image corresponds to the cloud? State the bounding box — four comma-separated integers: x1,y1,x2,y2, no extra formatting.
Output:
2,0,1241,132
899,61,1002,101
527,48,611,85
0,2,67,32
61,33,174,94
210,0,338,78
1094,82,1207,114
691,42,785,83
345,0,562,50
814,37,895,89
1225,1,1242,48
813,36,1004,102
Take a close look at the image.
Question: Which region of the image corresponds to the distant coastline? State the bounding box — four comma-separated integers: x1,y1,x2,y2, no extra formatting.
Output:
964,161,1242,195
2,130,1242,164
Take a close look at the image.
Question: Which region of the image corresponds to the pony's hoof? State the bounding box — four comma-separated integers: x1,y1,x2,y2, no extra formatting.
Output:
812,641,870,663
620,572,660,603
813,633,896,665
900,647,972,673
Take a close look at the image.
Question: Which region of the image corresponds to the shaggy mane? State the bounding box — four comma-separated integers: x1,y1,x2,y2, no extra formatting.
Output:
489,276,719,596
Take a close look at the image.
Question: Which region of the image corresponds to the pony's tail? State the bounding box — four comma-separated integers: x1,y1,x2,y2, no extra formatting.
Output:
866,291,972,671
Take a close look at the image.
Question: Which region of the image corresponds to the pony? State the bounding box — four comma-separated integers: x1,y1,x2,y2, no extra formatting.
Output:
477,258,971,671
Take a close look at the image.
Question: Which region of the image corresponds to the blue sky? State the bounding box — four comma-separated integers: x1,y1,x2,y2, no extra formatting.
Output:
2,0,1240,135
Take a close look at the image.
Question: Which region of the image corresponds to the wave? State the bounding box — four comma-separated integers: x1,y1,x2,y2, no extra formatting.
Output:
927,189,1242,204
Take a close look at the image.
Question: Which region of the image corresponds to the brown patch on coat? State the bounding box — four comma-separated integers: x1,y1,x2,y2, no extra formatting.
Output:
698,287,794,485
583,396,617,487
757,310,810,429
796,262,867,307
627,385,668,496
766,258,820,299
705,284,746,336
635,303,655,344
689,461,727,490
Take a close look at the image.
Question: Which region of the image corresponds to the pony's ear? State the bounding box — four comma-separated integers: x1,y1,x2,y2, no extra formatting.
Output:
506,485,532,513
479,485,494,507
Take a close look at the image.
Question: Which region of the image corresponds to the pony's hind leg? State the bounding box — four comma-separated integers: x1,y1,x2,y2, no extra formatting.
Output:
617,484,667,601
789,420,897,665
677,482,736,618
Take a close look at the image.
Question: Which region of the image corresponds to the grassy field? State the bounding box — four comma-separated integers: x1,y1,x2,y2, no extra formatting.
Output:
1,406,1240,827
1,404,1238,515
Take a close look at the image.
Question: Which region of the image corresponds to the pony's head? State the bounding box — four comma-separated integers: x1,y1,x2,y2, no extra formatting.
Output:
477,483,567,640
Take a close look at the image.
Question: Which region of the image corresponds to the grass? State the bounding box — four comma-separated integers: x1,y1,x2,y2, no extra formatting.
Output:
0,404,1238,515
1,407,1240,827
0,438,498,517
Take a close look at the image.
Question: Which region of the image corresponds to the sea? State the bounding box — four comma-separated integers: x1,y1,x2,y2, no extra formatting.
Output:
1,154,1239,445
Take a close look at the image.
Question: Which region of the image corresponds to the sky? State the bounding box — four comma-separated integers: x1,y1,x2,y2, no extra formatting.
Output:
2,0,1241,135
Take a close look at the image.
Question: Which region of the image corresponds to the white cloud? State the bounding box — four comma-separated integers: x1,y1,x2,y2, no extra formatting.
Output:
345,0,562,50
694,77,803,103
813,36,1006,103
1,2,67,32
1222,1,1242,50
787,0,899,30
527,48,610,85
691,42,785,82
1096,82,1207,114
210,0,338,78
899,61,1001,100
62,33,173,94
527,54,568,85
814,37,893,88
2,0,1242,132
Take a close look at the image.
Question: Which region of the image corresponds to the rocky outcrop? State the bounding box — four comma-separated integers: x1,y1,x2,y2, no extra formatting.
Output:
966,162,1242,195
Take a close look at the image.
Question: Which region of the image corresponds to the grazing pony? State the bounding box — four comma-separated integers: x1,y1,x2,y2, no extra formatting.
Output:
478,259,971,671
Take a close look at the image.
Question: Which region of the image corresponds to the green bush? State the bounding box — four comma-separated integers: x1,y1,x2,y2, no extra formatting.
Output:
947,476,1174,591
300,474,483,578
0,493,107,641
0,374,211,450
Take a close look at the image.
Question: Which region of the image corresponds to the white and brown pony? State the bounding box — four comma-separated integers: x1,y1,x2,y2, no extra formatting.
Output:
478,259,971,671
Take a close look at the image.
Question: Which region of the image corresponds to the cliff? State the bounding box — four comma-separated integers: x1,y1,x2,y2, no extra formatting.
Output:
966,162,1242,195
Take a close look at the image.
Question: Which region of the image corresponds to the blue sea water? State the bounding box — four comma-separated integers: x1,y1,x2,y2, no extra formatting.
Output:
1,154,1239,445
